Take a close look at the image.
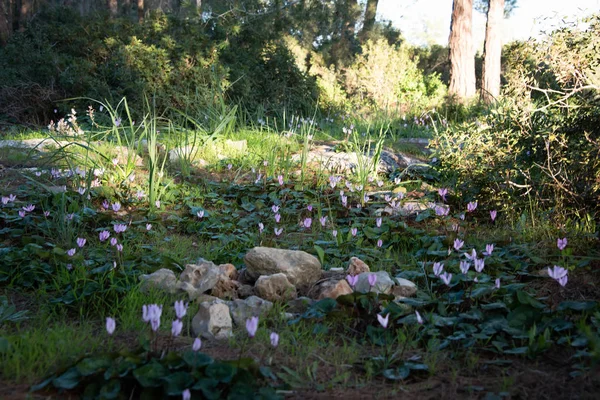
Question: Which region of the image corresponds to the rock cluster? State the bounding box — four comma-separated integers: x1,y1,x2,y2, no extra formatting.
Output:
139,247,418,340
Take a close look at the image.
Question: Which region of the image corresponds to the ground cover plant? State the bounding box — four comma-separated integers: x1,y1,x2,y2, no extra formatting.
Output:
1,3,600,400
0,94,599,399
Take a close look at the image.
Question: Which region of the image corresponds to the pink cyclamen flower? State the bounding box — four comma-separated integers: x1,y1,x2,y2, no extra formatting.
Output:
155,201,160,208
453,239,464,251
111,202,121,212
274,227,283,236
495,278,501,289
246,316,259,338
182,389,191,400
102,200,110,210
43,211,50,217
415,311,424,325
258,222,264,233
23,204,35,212
548,265,568,287
307,204,313,212
467,201,477,212
99,231,110,241
227,163,232,170
271,205,279,213
376,217,382,228
274,214,281,223
438,188,448,202
346,274,358,288
377,180,384,187
76,238,86,248
174,300,188,319
116,244,123,252
490,210,497,222
433,262,444,277
114,224,127,234
464,249,477,260
77,187,86,195
368,273,377,287
197,210,204,218
193,338,202,352
171,319,183,337
303,218,312,228
146,223,152,231
8,194,16,202
440,272,453,286
319,216,327,227
351,227,358,237
19,210,26,218
474,258,485,273
110,237,118,246
106,317,116,335
278,175,284,185
460,261,470,274
67,248,76,257
332,230,338,238
377,239,383,248
270,332,279,348
1,196,9,205
484,244,494,256
377,313,389,329
557,238,567,251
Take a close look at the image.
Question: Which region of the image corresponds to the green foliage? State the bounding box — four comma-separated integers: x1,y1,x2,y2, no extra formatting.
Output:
32,348,280,399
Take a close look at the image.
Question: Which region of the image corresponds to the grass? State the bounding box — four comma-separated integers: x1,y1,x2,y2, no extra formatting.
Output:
0,103,599,399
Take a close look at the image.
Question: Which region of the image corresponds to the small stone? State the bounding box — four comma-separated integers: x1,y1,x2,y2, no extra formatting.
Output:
228,296,273,327
244,247,322,287
236,268,254,285
347,257,370,276
286,297,315,314
139,269,178,294
192,301,233,340
355,271,394,294
176,260,221,300
211,276,240,299
237,284,254,298
314,279,353,300
218,264,238,280
393,278,417,297
255,273,297,302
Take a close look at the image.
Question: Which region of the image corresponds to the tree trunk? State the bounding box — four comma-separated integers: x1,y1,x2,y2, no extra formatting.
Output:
137,0,143,22
18,0,32,31
481,0,504,102
0,0,13,45
359,0,378,42
448,0,476,101
108,0,118,17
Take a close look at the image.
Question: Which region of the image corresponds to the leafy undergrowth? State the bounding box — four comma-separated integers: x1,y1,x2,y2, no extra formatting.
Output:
0,123,599,399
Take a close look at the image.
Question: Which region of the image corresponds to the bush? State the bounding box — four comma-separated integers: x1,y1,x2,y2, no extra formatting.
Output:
431,15,600,219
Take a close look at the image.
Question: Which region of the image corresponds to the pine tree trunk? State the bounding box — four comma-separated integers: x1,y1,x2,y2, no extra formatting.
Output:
0,0,13,45
481,0,504,103
359,0,378,42
137,0,143,22
448,0,476,101
18,0,31,31
108,0,118,17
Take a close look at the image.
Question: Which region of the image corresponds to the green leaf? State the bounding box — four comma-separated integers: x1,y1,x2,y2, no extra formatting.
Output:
205,362,236,383
52,367,81,390
557,301,598,311
99,379,121,399
163,371,194,395
183,351,214,368
383,366,410,380
0,337,9,354
503,347,528,355
133,361,168,388
313,245,325,266
192,378,221,400
76,356,113,376
30,376,54,392
516,291,545,309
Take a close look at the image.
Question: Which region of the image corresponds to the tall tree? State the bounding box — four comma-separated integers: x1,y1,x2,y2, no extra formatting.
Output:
137,0,144,22
0,0,13,45
481,0,504,102
448,0,476,101
108,0,118,17
359,0,378,42
18,0,32,31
